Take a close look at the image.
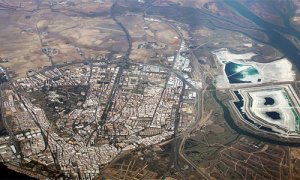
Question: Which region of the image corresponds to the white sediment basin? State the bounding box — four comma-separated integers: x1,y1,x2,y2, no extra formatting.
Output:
213,49,296,88
248,89,296,132
231,84,300,137
213,48,256,62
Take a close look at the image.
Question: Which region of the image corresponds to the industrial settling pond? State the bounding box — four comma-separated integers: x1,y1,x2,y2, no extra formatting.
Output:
231,85,300,136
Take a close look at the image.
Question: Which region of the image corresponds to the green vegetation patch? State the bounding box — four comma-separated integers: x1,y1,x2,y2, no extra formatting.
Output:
29,85,88,123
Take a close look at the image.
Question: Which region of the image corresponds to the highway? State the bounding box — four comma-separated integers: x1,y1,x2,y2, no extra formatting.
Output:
141,9,213,178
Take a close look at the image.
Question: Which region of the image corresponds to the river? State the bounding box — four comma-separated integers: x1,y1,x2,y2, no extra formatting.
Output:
224,0,300,71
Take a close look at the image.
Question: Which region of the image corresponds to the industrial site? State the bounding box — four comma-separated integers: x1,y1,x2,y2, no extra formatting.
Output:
231,84,300,136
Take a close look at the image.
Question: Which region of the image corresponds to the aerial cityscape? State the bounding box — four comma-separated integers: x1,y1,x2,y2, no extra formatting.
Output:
0,0,300,179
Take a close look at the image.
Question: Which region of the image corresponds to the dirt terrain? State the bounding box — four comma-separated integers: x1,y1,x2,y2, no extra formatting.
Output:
0,0,126,78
